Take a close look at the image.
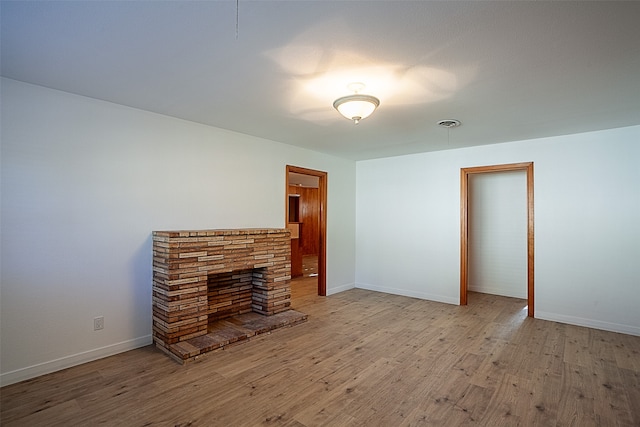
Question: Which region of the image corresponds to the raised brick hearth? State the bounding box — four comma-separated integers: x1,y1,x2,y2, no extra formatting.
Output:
152,228,307,362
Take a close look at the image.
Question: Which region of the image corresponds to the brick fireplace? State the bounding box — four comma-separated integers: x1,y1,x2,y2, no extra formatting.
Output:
152,228,307,362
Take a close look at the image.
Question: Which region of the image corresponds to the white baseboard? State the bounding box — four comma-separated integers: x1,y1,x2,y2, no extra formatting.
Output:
536,311,640,337
0,335,153,387
327,282,355,296
355,282,459,305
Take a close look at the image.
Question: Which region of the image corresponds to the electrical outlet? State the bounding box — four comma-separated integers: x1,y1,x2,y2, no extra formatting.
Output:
94,316,104,331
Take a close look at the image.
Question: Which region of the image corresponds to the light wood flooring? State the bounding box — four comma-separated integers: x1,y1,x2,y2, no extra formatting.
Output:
2,272,639,426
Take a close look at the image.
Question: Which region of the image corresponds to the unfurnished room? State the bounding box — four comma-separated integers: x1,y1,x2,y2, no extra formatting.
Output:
1,1,639,425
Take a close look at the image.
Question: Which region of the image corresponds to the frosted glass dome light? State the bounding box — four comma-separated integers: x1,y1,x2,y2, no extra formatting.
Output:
333,83,380,124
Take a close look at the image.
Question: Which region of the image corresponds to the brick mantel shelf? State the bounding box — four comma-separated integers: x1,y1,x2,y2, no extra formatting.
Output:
152,228,306,362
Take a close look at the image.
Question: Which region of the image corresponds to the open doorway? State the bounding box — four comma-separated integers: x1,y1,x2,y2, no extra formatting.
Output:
286,165,327,298
460,162,534,317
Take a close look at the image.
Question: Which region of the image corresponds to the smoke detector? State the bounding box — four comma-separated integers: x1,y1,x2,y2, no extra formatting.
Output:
437,119,461,128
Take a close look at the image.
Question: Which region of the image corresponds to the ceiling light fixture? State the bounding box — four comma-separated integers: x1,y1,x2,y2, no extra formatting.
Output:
333,83,380,124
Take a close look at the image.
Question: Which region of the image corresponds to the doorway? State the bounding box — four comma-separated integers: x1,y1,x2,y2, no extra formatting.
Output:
460,162,534,317
286,165,327,296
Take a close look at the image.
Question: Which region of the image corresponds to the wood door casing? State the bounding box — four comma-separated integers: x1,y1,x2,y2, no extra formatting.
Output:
460,162,534,317
286,165,327,296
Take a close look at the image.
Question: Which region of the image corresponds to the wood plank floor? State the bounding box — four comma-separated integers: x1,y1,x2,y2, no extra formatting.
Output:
2,279,639,426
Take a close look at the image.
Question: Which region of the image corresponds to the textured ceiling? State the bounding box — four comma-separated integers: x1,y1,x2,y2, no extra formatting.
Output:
2,1,639,160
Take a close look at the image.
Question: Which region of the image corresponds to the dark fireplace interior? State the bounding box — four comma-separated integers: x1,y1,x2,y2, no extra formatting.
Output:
208,268,267,324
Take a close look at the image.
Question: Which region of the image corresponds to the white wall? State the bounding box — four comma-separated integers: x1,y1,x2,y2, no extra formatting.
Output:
3,77,638,387
468,171,527,299
356,125,640,336
0,78,356,385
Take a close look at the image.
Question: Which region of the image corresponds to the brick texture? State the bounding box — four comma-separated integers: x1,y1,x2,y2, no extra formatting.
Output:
152,228,292,359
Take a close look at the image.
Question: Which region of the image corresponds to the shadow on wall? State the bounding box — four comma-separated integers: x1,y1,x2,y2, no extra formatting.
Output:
129,233,154,334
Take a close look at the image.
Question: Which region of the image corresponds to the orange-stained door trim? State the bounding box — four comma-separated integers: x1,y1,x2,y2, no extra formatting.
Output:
286,165,327,296
460,162,534,317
